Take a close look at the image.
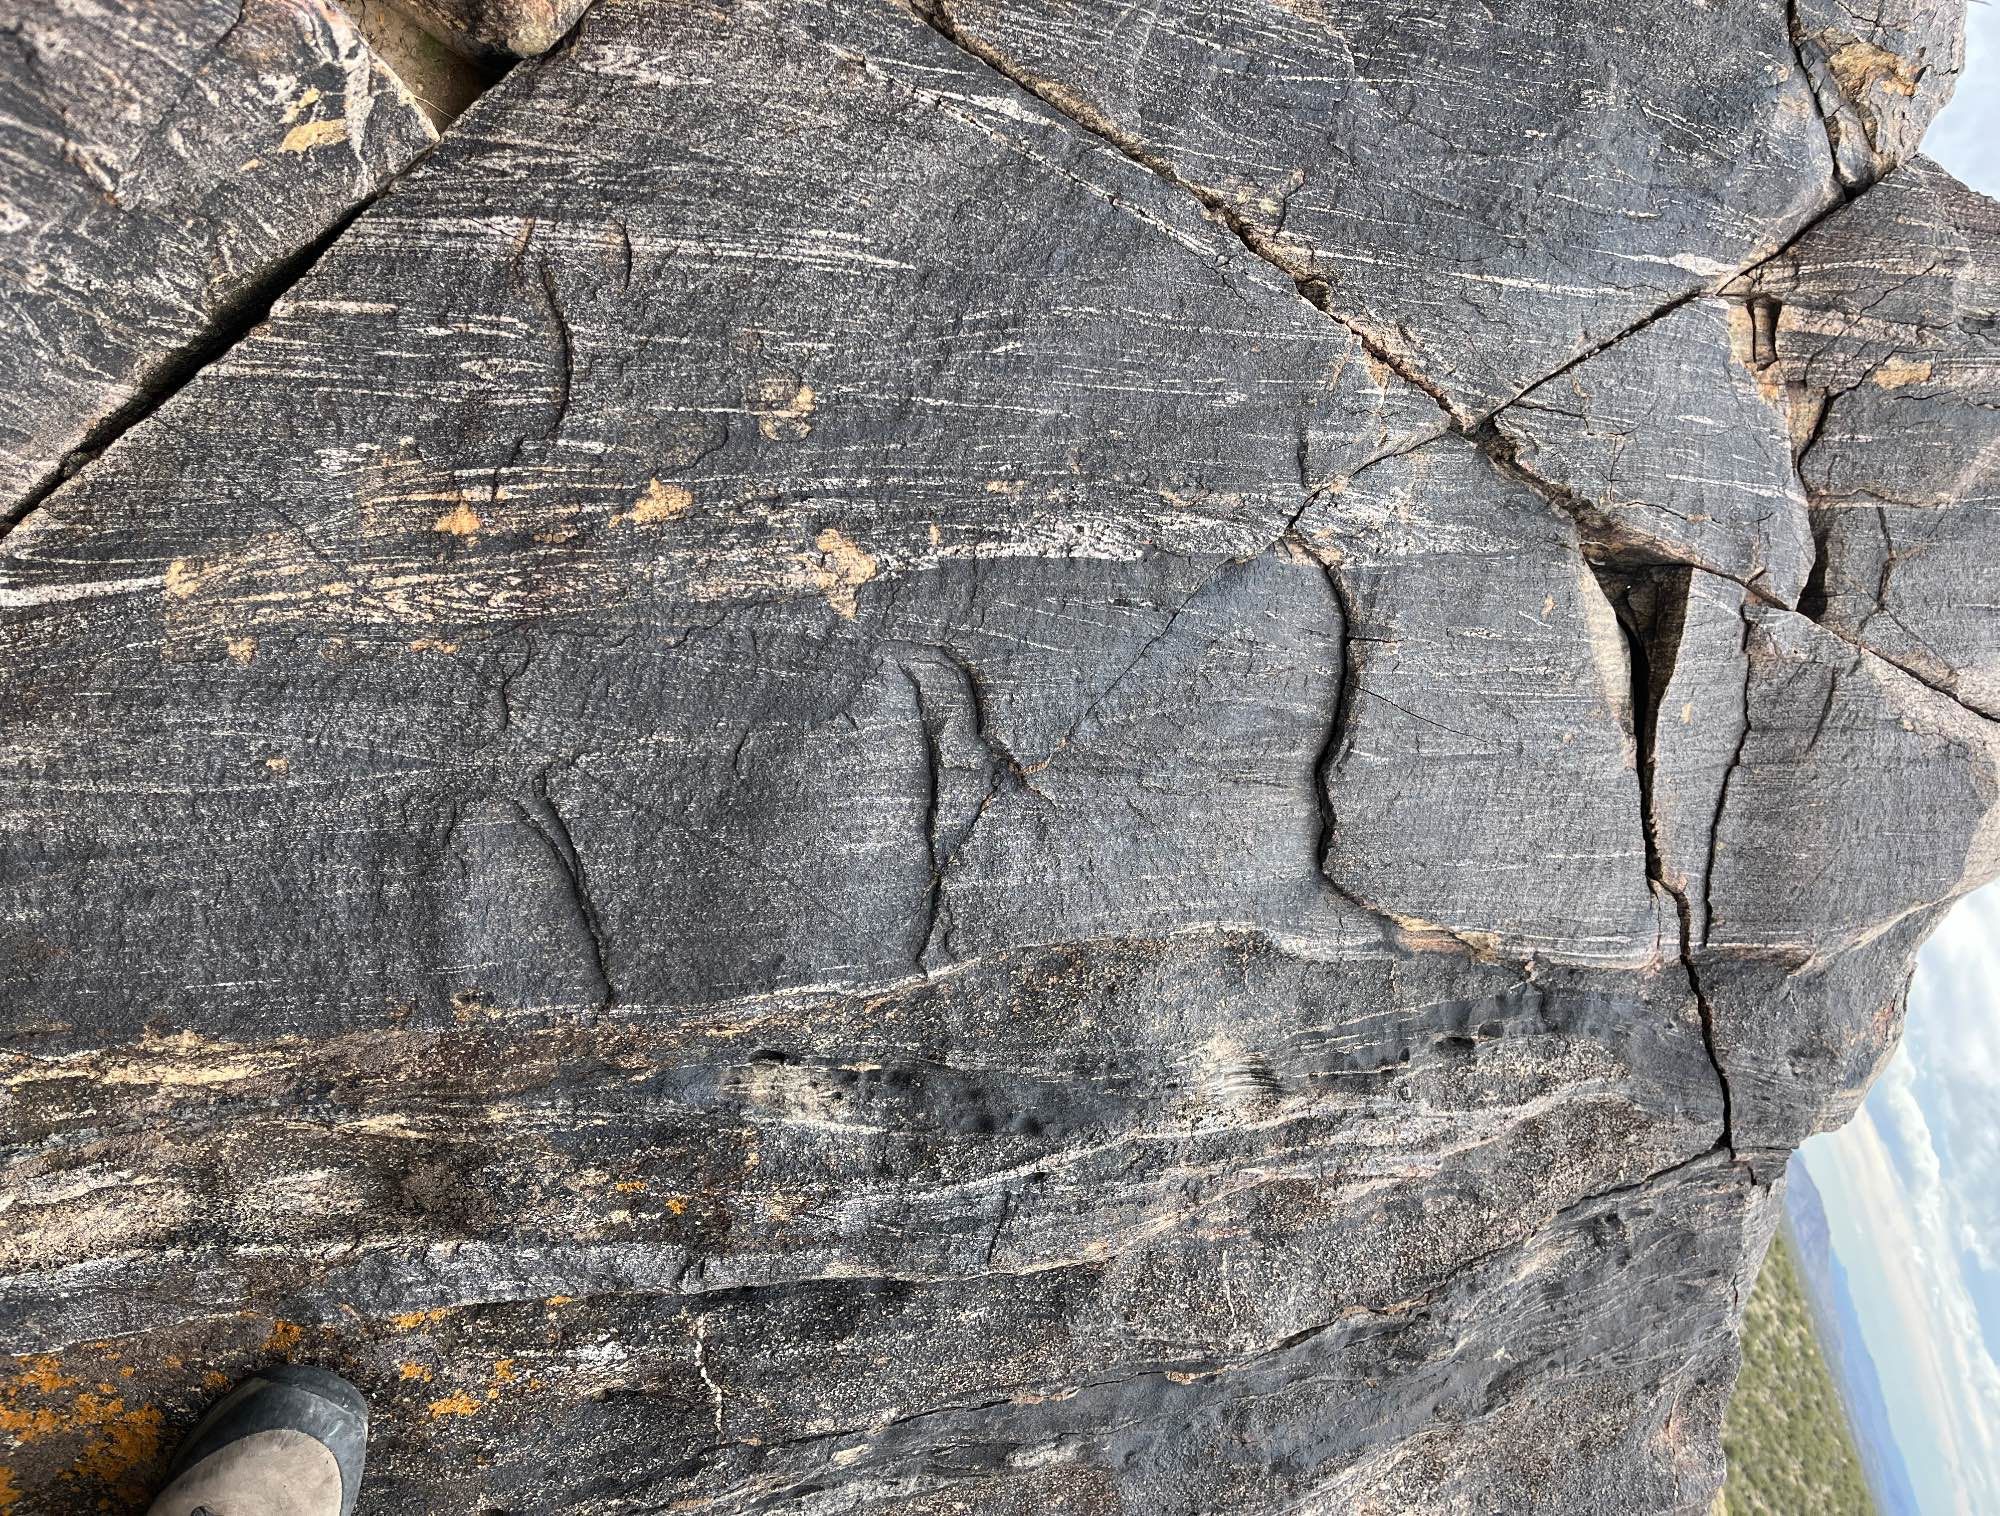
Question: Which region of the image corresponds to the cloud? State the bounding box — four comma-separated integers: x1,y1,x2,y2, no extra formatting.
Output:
1806,1103,2000,1514
1898,885,2000,1275
1927,2,2000,200
1800,873,2000,1510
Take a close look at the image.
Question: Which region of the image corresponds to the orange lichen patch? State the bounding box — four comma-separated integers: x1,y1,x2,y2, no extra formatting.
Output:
398,1363,434,1383
280,118,348,154
391,1308,450,1331
432,503,482,537
0,1368,165,1503
612,478,693,527
15,1359,73,1397
262,1320,303,1356
665,1196,689,1217
68,1396,163,1502
545,1295,575,1308
490,1359,517,1385
612,1179,646,1194
1872,356,1934,389
226,636,256,666
1,1357,76,1443
0,1400,63,1444
201,1371,229,1393
426,1390,482,1419
806,528,877,619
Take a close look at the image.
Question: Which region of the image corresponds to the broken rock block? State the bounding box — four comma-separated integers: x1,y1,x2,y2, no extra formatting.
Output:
0,0,435,514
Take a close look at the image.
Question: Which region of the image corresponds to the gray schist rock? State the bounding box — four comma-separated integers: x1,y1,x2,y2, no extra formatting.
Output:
1653,577,2000,1156
0,0,1993,1511
1487,299,1815,605
1791,0,1965,188
1646,150,2000,1160
1750,157,2000,718
921,0,1843,420
0,0,435,514
1308,436,1663,967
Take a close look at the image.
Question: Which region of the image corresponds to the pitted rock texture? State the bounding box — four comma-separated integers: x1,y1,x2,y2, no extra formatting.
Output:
0,0,1991,1511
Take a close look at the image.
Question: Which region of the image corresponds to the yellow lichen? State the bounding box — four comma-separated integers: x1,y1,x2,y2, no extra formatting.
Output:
755,376,817,440
1825,37,1919,101
1871,356,1933,388
426,1390,482,1418
432,503,482,537
612,479,693,527
68,1396,163,1501
164,559,205,599
16,1359,73,1396
807,528,877,619
280,119,347,154
0,1402,62,1444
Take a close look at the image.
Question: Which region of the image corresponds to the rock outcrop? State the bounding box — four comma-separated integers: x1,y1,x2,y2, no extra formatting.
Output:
0,0,1988,1510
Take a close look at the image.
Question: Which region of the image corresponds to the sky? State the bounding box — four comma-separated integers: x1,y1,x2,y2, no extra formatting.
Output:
1925,2,1999,196
1791,11,1999,1512
1800,888,2000,1515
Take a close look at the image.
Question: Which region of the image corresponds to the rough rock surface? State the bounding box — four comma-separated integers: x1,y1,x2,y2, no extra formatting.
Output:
0,0,435,516
0,0,1990,1511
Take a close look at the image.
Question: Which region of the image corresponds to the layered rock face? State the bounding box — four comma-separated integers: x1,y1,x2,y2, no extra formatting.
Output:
0,0,1989,1511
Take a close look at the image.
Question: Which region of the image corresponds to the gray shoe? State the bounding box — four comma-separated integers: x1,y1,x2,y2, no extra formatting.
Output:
147,1365,368,1516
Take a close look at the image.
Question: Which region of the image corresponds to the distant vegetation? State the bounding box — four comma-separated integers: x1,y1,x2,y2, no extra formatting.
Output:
1720,1227,1877,1515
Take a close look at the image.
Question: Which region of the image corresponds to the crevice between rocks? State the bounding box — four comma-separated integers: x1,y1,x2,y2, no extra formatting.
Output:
1785,0,1857,198
0,7,533,552
910,0,1872,459
907,0,1462,425
1594,564,1743,1165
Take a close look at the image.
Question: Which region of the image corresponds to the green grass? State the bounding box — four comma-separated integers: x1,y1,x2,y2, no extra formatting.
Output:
1719,1227,1876,1515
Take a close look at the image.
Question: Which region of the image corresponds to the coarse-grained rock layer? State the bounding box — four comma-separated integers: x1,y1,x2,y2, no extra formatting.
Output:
0,0,1991,1511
